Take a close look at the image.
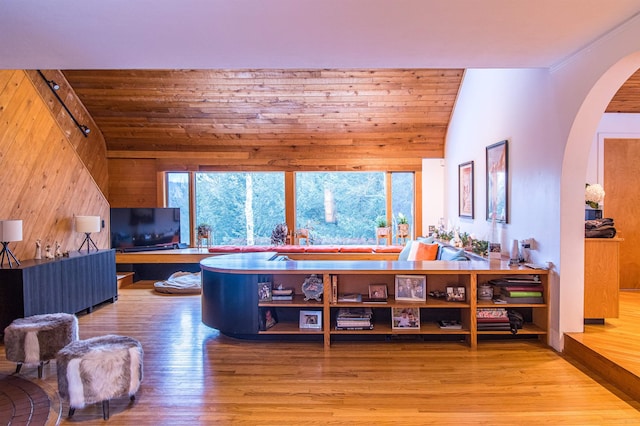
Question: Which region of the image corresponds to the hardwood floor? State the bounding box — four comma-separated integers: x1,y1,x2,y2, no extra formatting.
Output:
1,285,640,425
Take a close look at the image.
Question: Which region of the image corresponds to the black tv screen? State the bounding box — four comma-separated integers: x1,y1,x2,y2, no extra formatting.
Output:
110,208,181,250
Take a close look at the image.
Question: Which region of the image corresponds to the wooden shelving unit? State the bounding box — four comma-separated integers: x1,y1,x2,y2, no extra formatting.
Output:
202,252,550,350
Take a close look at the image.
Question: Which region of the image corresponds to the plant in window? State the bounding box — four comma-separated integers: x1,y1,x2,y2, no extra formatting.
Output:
376,216,388,228
197,223,212,238
271,223,288,245
397,213,409,225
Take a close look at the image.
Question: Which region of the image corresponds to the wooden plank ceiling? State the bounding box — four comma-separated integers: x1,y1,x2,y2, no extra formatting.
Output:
62,69,463,171
607,69,640,113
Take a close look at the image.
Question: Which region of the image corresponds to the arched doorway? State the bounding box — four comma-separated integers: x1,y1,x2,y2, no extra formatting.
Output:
559,51,640,349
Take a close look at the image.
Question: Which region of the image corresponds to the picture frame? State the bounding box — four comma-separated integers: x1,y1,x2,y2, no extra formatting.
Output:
258,307,278,331
445,286,466,302
394,275,426,302
391,307,421,329
299,310,322,329
368,283,388,300
257,281,272,302
486,140,509,223
458,161,474,218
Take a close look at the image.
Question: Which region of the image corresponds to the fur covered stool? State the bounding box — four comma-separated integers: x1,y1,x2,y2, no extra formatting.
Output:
4,313,79,378
56,335,143,420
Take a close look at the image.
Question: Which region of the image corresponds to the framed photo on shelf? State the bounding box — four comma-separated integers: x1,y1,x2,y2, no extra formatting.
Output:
391,307,421,330
486,139,509,223
368,283,388,300
394,275,426,302
258,307,278,331
458,161,474,218
445,286,466,302
299,310,322,329
257,281,272,302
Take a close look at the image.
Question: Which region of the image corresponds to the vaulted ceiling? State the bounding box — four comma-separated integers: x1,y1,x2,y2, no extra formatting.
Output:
63,69,463,168
7,1,639,169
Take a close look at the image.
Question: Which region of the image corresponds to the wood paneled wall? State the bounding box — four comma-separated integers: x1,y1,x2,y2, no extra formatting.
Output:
108,158,159,207
0,70,110,261
25,70,109,196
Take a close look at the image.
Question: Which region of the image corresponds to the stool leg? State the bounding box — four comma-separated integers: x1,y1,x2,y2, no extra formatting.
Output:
15,363,22,374
130,394,136,402
68,408,75,418
103,400,110,420
37,362,43,379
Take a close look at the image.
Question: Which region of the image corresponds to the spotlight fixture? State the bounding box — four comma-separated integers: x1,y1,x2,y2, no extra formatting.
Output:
37,70,90,138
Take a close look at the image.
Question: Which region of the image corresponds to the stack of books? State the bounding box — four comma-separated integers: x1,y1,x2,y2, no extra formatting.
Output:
476,308,511,331
336,308,374,330
489,275,544,304
337,293,362,303
271,287,294,301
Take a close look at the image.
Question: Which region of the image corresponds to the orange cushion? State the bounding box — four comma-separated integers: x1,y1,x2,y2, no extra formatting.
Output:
208,245,243,253
373,245,404,253
305,245,340,253
275,245,307,253
407,242,439,261
339,246,374,253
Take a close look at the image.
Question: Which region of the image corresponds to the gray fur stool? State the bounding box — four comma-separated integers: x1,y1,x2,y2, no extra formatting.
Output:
4,313,79,378
56,334,143,420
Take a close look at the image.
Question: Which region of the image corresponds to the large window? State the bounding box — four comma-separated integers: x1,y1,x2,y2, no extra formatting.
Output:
195,172,285,245
296,172,386,244
166,172,190,244
167,171,415,246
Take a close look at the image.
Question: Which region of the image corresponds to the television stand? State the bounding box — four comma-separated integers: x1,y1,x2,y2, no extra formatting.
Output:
121,245,175,253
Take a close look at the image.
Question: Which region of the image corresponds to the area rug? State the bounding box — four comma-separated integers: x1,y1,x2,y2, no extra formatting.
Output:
0,373,52,425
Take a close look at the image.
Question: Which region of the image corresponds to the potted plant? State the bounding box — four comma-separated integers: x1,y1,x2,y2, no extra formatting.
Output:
375,216,390,241
197,223,212,238
396,213,410,237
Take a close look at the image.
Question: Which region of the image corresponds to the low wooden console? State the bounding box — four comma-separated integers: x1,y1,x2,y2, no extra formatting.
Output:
0,250,117,335
200,252,550,350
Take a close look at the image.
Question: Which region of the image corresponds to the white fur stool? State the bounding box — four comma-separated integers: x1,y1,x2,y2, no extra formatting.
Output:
4,313,79,379
56,334,143,420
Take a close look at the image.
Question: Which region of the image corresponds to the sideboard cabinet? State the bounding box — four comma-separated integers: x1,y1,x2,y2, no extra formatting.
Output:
0,250,117,335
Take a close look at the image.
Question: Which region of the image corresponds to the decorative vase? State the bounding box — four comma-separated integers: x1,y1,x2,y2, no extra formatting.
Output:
585,208,602,220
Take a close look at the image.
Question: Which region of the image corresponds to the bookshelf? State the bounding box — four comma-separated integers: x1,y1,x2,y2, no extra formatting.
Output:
201,252,549,350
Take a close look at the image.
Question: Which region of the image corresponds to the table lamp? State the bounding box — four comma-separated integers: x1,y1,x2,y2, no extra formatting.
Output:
76,215,101,253
0,219,23,268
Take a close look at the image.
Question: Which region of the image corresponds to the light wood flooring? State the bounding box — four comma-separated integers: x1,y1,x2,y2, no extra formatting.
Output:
1,285,640,425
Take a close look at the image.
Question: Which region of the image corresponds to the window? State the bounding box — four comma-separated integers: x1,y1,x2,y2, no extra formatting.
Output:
195,172,285,245
167,171,415,246
296,172,414,244
166,172,190,244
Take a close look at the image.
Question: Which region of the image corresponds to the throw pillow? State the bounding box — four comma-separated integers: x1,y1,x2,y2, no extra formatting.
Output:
439,247,468,261
407,241,439,261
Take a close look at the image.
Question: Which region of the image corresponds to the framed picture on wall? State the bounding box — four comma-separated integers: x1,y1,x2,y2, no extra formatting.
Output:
458,161,474,218
486,140,509,223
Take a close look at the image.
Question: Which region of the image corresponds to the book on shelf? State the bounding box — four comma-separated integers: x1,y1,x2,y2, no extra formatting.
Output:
335,324,374,331
498,295,544,304
331,275,338,303
438,320,462,329
338,293,362,302
476,316,509,323
476,307,509,319
337,307,373,318
271,295,294,301
501,290,543,298
477,323,512,331
500,285,544,292
272,287,294,296
362,297,388,304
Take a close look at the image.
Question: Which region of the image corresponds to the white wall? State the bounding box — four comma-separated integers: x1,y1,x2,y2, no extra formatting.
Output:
421,158,445,235
587,113,640,184
446,68,562,348
446,68,558,264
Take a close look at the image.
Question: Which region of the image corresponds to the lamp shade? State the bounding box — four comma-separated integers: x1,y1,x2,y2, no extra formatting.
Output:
0,220,23,242
76,216,101,233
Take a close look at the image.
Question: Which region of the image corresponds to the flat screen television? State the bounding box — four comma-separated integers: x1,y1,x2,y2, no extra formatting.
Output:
110,208,181,251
